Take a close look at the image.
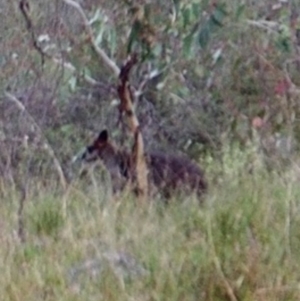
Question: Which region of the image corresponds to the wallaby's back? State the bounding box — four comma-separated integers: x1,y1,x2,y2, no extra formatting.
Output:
147,151,207,198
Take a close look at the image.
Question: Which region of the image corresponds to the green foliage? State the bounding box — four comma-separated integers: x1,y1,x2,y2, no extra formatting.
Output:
198,4,227,49
92,8,118,57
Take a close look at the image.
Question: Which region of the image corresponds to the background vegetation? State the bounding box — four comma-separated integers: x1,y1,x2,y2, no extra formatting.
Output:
1,0,300,300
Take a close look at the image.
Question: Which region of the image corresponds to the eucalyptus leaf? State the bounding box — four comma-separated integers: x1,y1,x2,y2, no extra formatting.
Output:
235,4,245,21
192,3,201,19
172,0,181,18
68,76,77,92
89,9,101,25
182,6,192,28
198,22,210,49
95,27,105,45
108,28,117,56
183,33,195,58
211,4,227,27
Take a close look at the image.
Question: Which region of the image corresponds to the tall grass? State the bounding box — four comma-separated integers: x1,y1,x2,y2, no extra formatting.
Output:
1,147,300,301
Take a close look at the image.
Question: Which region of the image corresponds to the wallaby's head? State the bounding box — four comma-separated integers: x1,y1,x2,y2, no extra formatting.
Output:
79,129,118,163
74,130,130,193
80,129,131,184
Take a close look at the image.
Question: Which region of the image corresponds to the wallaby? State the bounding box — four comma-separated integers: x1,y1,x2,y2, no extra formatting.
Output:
77,130,207,200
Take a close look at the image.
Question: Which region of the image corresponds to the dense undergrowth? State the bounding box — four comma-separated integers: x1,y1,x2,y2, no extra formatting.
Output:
1,147,300,301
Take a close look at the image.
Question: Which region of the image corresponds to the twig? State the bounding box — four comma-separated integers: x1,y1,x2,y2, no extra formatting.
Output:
135,67,162,98
207,213,238,301
255,285,300,295
246,19,279,32
62,0,120,77
283,58,300,95
52,57,99,86
18,0,111,86
212,255,238,301
19,0,50,64
4,92,68,191
17,181,27,244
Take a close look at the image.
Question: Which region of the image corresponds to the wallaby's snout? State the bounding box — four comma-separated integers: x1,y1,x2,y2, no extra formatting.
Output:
79,145,99,163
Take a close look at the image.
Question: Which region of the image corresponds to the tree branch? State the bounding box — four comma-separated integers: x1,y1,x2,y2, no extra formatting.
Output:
62,0,120,77
117,54,148,198
4,92,68,191
18,0,116,85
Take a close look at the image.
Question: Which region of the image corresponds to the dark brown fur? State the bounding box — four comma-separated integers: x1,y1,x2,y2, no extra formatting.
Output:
80,130,207,199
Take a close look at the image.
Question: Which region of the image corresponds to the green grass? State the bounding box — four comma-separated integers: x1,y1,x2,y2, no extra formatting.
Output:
1,161,300,301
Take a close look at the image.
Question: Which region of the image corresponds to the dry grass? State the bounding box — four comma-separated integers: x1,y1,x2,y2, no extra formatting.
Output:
1,150,300,301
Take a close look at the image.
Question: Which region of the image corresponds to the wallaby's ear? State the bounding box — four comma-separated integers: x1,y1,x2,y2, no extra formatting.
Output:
97,129,109,143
